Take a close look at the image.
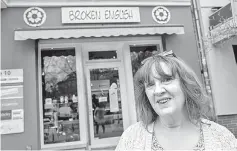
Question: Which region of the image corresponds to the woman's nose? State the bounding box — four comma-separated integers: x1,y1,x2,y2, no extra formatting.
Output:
153,83,166,96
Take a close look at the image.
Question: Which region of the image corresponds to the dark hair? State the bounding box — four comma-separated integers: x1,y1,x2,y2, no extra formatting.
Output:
92,94,96,99
98,102,105,108
134,54,215,125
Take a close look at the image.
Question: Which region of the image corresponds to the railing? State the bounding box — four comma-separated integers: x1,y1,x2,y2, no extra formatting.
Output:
209,3,232,30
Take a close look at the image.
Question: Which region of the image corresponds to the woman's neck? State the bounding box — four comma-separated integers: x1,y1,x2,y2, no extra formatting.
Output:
157,110,190,131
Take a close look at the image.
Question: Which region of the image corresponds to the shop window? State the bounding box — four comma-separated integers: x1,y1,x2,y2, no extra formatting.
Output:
130,45,160,76
233,45,237,63
41,48,80,145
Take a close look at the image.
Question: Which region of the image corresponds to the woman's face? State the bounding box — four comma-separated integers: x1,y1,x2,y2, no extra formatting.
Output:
145,62,186,117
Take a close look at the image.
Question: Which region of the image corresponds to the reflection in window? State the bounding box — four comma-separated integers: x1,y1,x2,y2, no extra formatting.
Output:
89,51,117,60
90,68,124,139
130,45,160,121
41,48,80,144
130,45,159,76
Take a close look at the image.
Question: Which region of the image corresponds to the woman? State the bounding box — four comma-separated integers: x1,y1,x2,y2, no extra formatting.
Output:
115,50,237,150
94,102,106,134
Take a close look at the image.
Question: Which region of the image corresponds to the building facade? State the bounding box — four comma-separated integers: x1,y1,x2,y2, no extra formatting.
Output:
199,0,237,138
1,0,203,150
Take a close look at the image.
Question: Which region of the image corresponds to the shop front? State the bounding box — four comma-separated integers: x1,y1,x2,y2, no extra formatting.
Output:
37,37,166,150
1,1,202,150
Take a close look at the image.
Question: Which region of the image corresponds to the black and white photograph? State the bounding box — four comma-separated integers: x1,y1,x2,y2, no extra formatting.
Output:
1,0,237,150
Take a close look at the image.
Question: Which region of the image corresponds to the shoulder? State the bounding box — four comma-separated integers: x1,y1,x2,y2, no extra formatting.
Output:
115,122,148,151
201,118,234,134
201,118,237,149
201,118,233,135
121,121,147,138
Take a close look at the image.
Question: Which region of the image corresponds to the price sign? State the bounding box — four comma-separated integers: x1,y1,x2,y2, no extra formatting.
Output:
0,69,24,134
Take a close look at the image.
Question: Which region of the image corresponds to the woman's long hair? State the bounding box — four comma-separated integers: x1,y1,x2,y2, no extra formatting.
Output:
134,55,215,125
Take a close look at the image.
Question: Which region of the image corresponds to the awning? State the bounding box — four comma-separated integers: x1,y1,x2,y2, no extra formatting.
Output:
14,24,185,41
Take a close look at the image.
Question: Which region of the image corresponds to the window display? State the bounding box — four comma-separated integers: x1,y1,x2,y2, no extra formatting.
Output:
41,48,80,144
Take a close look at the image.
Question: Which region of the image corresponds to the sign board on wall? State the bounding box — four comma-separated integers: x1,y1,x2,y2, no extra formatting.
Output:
61,7,140,24
0,69,24,134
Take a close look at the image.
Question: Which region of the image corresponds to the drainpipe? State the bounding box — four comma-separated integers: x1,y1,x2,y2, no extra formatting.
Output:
190,0,217,121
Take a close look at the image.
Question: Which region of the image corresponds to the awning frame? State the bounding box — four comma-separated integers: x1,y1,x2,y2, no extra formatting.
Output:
14,24,185,41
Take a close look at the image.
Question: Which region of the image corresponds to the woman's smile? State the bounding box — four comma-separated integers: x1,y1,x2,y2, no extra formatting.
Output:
156,97,172,104
145,62,186,116
116,51,237,151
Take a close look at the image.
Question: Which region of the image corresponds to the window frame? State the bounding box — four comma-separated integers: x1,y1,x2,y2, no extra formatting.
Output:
82,42,124,64
85,63,128,149
38,43,88,149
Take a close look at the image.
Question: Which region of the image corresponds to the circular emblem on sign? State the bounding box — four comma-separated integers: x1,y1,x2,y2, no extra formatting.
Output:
152,6,171,24
23,7,46,27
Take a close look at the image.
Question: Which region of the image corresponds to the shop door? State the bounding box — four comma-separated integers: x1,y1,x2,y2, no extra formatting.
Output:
83,43,129,148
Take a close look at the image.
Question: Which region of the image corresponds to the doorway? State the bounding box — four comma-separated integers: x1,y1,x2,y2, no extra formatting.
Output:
83,42,129,148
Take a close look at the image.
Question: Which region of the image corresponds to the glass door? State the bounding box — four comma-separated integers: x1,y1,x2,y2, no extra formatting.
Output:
86,63,128,148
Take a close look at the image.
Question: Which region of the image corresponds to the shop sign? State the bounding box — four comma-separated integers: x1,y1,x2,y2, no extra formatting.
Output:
0,69,24,135
152,6,171,24
61,7,140,24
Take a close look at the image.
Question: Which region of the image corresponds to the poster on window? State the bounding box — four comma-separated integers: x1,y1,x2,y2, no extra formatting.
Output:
109,83,119,112
99,96,107,102
0,69,24,134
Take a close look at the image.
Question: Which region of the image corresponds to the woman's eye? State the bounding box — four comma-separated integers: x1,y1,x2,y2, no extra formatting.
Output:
161,77,173,83
146,83,155,87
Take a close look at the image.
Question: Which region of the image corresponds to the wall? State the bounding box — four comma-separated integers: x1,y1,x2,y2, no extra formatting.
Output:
200,0,229,8
200,3,237,116
207,40,237,115
217,114,237,138
1,5,200,150
165,7,201,80
1,8,39,150
199,0,237,138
